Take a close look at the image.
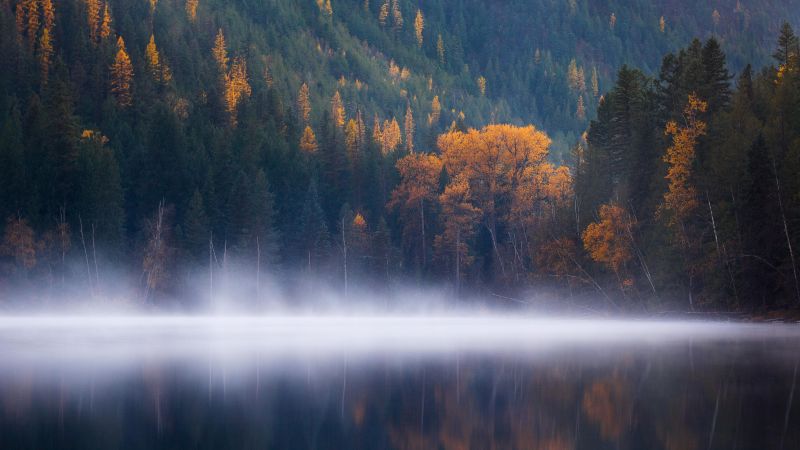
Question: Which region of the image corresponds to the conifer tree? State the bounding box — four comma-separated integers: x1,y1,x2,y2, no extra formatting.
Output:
145,34,172,84
391,0,402,32
378,0,389,26
774,22,799,68
38,26,53,85
300,125,318,153
331,91,345,129
110,36,133,108
297,83,311,124
414,10,424,47
429,95,441,126
437,34,445,65
99,3,112,40
212,28,228,73
86,0,100,43
186,0,198,22
404,103,414,153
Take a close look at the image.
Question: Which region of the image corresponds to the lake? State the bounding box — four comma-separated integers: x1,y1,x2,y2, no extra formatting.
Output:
0,316,797,449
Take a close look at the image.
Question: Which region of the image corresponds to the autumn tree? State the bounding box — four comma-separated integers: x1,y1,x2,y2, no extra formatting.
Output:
437,34,445,65
38,26,53,85
378,0,389,26
145,34,172,84
86,0,100,43
414,9,424,47
300,125,318,154
110,36,133,107
429,95,441,126
435,176,480,290
438,124,553,278
477,76,486,96
660,95,707,307
404,103,414,153
582,203,636,290
212,28,228,73
389,153,443,271
391,0,402,32
99,3,112,39
185,0,198,22
331,91,345,129
224,56,251,126
297,82,311,124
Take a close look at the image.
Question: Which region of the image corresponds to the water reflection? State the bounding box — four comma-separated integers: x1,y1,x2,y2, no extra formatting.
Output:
0,317,797,449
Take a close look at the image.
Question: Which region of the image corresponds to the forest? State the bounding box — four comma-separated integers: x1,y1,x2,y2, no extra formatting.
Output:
1,0,800,312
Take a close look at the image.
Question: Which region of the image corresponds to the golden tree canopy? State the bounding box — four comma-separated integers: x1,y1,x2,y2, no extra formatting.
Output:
110,36,134,107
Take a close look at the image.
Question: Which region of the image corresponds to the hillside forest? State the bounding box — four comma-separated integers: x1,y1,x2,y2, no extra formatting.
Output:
1,0,800,311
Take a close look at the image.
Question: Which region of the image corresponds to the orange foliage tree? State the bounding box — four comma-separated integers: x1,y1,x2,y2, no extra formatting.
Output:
438,124,555,278
582,203,636,288
110,36,133,107
388,153,443,270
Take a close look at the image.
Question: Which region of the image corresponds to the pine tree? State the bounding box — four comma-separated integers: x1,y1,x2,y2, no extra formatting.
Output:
38,26,53,86
99,3,112,40
331,91,345,129
110,36,133,108
429,95,441,126
404,103,414,153
225,56,251,126
378,0,389,26
701,37,731,113
145,34,172,84
477,76,486,96
437,34,445,65
87,0,100,43
186,0,198,22
391,0,402,32
414,9,424,47
41,0,54,31
300,125,318,153
659,15,666,33
774,22,799,68
576,95,586,120
297,82,311,124
212,28,228,73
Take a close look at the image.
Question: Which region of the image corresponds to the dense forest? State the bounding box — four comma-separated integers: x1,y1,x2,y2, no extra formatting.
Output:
1,0,799,311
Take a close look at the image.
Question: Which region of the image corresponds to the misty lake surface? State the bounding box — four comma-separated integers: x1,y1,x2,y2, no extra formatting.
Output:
0,316,798,449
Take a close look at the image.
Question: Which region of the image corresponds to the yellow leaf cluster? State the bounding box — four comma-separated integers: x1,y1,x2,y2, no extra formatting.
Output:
661,94,707,229
581,203,635,275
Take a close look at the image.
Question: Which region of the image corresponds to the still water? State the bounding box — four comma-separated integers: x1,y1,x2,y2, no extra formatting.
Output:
0,316,797,449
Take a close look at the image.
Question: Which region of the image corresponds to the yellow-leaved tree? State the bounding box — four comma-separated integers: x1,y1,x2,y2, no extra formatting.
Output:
145,34,172,84
582,203,636,290
297,82,311,124
660,94,707,308
414,9,424,47
388,153,443,270
110,36,133,107
300,125,318,154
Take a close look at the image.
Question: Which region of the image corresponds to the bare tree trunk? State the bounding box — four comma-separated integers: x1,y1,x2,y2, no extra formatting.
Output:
92,223,100,296
342,216,348,298
455,228,461,295
771,156,800,304
419,199,426,270
78,216,94,299
209,232,214,306
485,223,506,278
